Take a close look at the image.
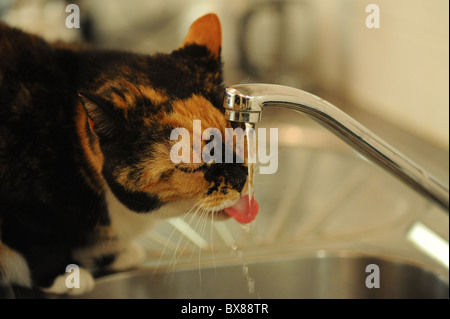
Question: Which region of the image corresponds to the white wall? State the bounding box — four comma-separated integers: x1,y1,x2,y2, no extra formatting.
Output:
313,0,449,149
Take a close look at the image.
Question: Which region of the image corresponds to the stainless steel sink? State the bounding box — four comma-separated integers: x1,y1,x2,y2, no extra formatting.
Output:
73,109,448,299
74,109,447,300
79,251,448,299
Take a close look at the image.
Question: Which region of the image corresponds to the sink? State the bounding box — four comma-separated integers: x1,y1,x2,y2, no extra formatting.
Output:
0,109,442,300
79,251,448,299
4,108,446,300
75,109,447,299
33,109,438,300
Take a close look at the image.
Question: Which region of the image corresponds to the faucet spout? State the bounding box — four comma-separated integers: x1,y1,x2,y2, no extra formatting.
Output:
223,84,449,211
223,86,263,123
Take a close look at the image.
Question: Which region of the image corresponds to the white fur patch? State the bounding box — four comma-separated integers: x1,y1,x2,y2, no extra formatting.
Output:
41,266,95,296
0,244,32,288
72,188,195,275
108,241,145,271
105,186,197,242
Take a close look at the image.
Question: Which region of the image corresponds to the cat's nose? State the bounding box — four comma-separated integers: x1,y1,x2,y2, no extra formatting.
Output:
203,163,247,193
224,163,247,193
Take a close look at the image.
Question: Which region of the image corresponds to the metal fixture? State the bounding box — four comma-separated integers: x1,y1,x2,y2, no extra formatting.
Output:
223,84,449,211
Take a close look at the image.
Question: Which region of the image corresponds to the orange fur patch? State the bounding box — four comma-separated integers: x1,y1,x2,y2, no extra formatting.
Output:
137,85,168,105
180,13,222,59
108,80,138,111
75,101,105,194
162,94,228,134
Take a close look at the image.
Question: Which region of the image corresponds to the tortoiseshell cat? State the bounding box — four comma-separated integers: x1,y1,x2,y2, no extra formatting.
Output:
0,14,258,296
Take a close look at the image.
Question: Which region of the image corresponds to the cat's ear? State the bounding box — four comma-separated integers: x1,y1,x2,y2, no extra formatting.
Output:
78,91,121,137
180,13,222,59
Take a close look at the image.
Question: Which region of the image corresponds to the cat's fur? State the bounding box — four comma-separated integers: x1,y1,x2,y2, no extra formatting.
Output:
0,14,249,296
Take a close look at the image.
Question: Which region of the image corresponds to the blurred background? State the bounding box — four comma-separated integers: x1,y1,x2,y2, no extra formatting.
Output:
1,0,448,180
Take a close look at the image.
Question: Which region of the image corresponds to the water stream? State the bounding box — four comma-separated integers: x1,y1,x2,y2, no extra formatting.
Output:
231,242,257,295
245,123,256,205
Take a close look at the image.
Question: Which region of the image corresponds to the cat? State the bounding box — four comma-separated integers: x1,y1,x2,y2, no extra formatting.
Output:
0,13,258,297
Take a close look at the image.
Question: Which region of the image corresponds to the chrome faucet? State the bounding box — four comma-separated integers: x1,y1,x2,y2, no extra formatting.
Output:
223,84,449,211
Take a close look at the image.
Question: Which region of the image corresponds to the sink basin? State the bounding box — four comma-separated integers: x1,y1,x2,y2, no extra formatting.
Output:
2,110,444,300
74,111,448,299
79,252,449,299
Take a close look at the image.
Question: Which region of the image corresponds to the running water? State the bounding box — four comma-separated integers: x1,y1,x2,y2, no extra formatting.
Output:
231,242,257,295
245,123,256,205
226,124,259,295
222,123,259,224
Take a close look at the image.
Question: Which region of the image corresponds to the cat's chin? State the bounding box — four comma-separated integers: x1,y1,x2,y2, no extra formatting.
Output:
210,210,232,221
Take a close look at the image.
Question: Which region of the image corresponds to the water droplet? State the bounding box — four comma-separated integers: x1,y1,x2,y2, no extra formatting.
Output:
240,220,256,233
230,243,238,255
242,263,248,276
247,277,255,294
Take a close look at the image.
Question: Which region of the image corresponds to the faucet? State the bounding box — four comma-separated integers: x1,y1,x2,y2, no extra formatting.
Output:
223,83,449,211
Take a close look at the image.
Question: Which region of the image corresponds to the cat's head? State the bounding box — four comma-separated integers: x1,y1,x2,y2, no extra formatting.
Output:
78,14,258,224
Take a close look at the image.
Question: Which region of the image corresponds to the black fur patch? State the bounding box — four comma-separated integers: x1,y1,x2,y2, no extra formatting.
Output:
159,169,174,181
94,254,116,268
203,163,247,195
103,168,162,213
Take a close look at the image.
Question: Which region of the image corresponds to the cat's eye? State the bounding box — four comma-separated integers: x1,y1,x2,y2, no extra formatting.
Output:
175,163,206,174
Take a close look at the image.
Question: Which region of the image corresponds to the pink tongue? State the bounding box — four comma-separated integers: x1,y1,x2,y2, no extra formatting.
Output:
224,195,259,224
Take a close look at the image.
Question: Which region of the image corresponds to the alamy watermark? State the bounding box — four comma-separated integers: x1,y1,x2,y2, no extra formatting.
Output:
65,264,80,289
170,120,278,174
66,3,380,30
366,4,380,29
65,4,80,29
365,264,380,289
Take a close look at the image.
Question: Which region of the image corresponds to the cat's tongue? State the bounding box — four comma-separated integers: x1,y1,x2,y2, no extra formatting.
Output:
224,195,259,224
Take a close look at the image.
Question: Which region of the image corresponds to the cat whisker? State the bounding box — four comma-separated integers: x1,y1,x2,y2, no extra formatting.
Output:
190,201,219,283
167,208,200,272
168,200,207,272
197,208,210,283
208,204,217,276
154,199,203,273
184,202,209,256
155,197,221,277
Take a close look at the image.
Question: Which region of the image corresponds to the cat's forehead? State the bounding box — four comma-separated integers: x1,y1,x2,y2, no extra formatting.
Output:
94,52,223,125
100,78,168,111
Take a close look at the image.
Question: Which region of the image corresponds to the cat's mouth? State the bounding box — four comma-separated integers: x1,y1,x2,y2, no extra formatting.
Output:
214,195,259,224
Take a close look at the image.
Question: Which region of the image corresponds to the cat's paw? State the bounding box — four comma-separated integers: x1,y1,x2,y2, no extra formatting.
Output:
41,266,95,296
108,242,145,271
